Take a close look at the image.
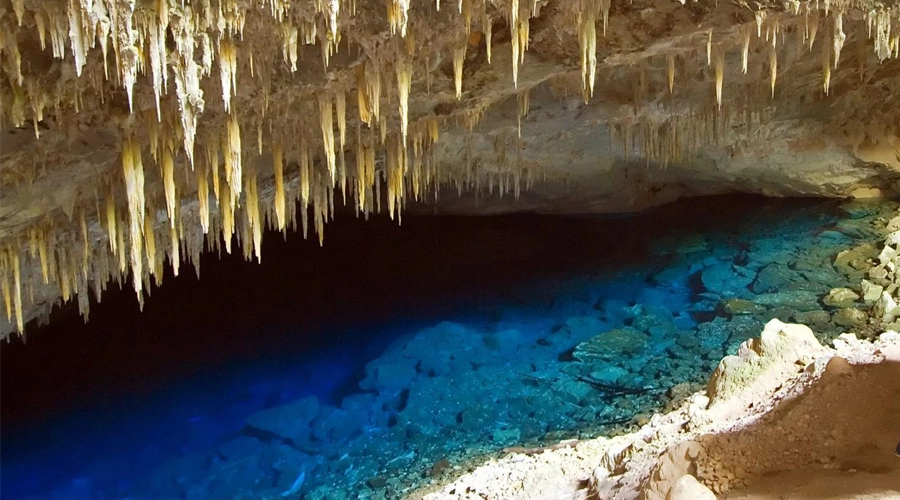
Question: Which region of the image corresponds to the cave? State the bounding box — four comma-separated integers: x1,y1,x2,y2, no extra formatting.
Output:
1,0,900,499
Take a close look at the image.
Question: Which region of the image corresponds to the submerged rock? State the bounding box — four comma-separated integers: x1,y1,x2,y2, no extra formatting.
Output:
832,308,868,328
791,310,832,330
752,290,821,311
700,263,753,298
751,263,800,294
574,328,648,361
718,298,766,316
833,243,878,276
245,396,320,443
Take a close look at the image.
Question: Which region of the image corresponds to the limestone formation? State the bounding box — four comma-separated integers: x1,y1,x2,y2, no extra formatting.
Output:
3,0,900,337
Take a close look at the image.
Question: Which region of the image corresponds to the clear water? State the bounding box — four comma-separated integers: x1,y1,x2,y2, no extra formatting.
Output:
1,195,893,500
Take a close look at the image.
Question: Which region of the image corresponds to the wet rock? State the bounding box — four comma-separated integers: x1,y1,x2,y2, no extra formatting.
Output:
833,243,878,275
700,262,753,298
573,327,648,360
872,291,900,323
217,436,264,461
551,378,594,404
792,310,832,329
832,308,868,328
563,315,606,342
723,316,765,346
718,298,766,315
245,396,320,443
798,265,846,287
650,234,708,256
751,263,799,294
869,265,889,280
491,427,521,445
208,457,269,500
311,407,368,443
860,279,884,303
588,365,630,385
822,287,860,308
483,329,523,352
675,332,700,349
361,361,418,391
752,290,821,311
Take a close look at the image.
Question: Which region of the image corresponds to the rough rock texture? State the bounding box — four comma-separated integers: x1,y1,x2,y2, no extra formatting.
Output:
413,207,900,500
2,0,900,337
413,325,900,500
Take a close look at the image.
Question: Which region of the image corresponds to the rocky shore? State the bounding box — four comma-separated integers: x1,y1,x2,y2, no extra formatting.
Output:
414,206,900,500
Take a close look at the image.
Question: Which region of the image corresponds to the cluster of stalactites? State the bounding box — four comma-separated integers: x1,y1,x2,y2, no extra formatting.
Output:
3,0,900,336
656,3,899,111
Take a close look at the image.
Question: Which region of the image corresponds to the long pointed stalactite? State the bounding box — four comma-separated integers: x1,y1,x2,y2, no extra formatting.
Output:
1,0,900,337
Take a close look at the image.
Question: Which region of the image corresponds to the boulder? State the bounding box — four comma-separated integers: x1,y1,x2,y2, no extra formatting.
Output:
751,263,798,294
833,243,878,275
831,308,868,327
718,298,766,315
245,396,320,443
700,262,753,298
666,475,716,500
360,360,418,391
791,310,832,329
860,279,884,303
872,291,900,323
483,329,523,352
822,287,860,308
752,290,821,311
706,319,829,419
573,327,648,361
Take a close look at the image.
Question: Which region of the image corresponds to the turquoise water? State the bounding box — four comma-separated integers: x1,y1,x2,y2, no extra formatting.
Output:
1,195,893,499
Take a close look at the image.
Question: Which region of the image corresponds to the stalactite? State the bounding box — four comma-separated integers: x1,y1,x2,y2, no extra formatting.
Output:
121,138,145,297
667,54,675,94
714,48,724,110
357,64,372,125
106,192,118,256
3,0,900,337
769,45,777,98
162,146,177,228
197,163,210,233
319,94,337,181
247,171,262,261
453,45,466,99
8,250,24,333
510,0,520,88
823,33,832,95
224,114,243,208
484,12,493,64
144,213,157,281
273,142,286,231
741,26,751,74
579,7,597,101
833,12,845,69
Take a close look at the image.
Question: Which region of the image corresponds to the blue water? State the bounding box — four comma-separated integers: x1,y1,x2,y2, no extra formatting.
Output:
0,196,891,499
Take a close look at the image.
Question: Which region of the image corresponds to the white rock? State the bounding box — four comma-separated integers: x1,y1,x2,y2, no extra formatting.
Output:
886,231,900,247
666,474,716,500
873,291,899,323
860,279,883,303
879,245,898,266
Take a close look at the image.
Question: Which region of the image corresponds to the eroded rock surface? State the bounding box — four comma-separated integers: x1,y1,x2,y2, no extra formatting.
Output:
3,0,900,337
